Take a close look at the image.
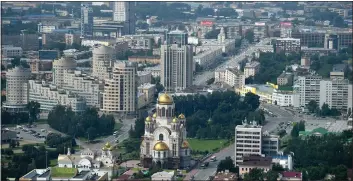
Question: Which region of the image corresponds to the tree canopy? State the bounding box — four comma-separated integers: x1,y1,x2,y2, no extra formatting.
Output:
47,105,115,140
173,91,261,139
217,156,236,173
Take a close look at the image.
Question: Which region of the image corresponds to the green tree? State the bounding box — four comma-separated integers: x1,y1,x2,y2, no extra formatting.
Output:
307,100,318,113
27,101,41,124
243,168,264,181
266,170,279,181
206,78,215,85
204,29,221,39
216,156,236,173
244,92,260,111
245,30,254,43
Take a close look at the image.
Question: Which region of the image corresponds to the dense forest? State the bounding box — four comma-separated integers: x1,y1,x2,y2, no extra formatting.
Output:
47,106,115,140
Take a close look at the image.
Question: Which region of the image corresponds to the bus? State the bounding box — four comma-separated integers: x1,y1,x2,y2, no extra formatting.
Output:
210,156,217,162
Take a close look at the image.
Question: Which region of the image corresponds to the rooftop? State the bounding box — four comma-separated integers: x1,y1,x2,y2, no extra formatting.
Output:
278,72,293,79
246,84,275,94
51,167,77,178
281,171,302,179
239,155,272,167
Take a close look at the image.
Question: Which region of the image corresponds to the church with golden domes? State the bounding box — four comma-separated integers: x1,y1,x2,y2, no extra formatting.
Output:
140,93,191,169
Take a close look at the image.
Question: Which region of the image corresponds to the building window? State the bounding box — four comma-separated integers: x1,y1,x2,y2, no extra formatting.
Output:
158,151,160,158
163,151,166,158
185,149,187,156
159,134,164,141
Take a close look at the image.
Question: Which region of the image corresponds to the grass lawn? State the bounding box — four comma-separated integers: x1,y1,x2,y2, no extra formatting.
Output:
50,159,58,167
51,167,77,178
187,139,227,152
114,122,123,131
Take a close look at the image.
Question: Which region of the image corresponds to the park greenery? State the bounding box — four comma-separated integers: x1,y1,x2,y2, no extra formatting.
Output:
306,100,341,117
1,101,41,125
1,134,75,181
173,91,263,139
47,105,115,141
285,130,352,180
290,121,305,137
246,52,301,84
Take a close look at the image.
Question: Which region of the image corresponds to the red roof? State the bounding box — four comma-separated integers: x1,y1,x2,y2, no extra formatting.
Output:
282,171,302,178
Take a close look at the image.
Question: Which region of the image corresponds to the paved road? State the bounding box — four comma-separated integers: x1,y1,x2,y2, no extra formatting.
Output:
193,38,272,86
191,145,235,181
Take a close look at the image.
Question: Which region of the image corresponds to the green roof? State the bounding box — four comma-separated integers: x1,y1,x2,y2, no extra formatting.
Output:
51,167,78,178
311,127,328,135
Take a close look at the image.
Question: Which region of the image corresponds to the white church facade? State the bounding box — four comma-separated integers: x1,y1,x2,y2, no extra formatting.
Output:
140,93,191,169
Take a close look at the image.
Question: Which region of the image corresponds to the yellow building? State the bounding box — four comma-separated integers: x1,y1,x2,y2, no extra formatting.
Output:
235,83,276,104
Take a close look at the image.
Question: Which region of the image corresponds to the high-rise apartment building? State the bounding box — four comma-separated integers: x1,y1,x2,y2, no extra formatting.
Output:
253,22,268,42
92,45,116,80
113,1,136,35
293,75,322,107
102,62,138,114
80,2,93,38
234,123,262,165
161,30,193,92
3,67,31,113
319,78,350,111
52,56,77,87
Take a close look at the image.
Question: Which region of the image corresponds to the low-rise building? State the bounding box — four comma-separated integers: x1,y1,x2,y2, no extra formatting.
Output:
151,171,175,181
1,45,23,58
272,91,300,107
213,171,238,181
19,168,109,181
138,83,156,103
272,155,294,171
215,68,245,88
244,61,260,78
238,155,272,177
128,55,161,64
279,171,302,181
301,47,338,57
277,72,293,86
236,84,275,104
138,71,152,86
143,65,161,78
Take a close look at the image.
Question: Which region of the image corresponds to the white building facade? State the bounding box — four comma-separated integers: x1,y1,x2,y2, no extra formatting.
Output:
140,93,191,169
235,123,262,165
92,45,116,81
319,79,350,111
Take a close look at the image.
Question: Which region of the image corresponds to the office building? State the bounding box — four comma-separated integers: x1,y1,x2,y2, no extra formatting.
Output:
52,56,77,87
261,132,279,156
301,47,337,57
348,84,352,114
275,38,301,54
102,62,137,114
1,45,23,58
92,45,116,80
161,30,193,92
319,78,350,111
80,2,93,38
3,67,31,113
113,2,135,35
293,75,322,107
244,61,260,78
234,123,262,164
37,22,58,33
253,22,268,42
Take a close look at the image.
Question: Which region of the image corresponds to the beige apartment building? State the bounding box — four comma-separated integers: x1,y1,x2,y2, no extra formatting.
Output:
244,61,260,78
277,72,293,86
92,45,116,80
102,62,137,114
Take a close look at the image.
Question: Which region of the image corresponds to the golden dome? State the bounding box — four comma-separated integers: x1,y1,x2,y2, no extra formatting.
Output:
153,141,169,151
178,113,185,119
158,93,173,105
103,142,112,151
145,116,152,122
172,117,179,123
152,113,157,118
181,140,190,149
